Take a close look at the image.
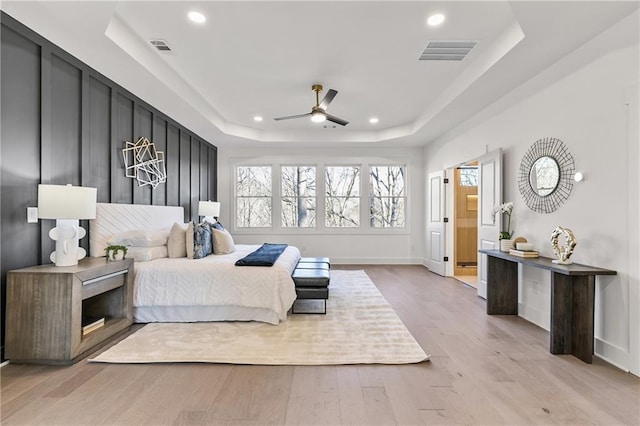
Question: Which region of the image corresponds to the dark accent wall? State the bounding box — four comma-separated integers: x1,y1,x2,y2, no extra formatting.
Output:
0,13,218,360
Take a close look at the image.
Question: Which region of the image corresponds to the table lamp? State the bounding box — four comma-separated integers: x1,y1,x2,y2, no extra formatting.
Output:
198,200,220,223
37,184,97,266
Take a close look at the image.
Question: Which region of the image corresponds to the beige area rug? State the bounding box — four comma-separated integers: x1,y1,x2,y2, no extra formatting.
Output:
89,270,429,365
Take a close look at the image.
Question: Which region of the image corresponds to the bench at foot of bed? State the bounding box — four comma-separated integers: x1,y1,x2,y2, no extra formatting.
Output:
298,256,330,267
291,260,330,314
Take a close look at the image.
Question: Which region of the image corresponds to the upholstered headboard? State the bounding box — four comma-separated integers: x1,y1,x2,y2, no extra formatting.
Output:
89,203,184,257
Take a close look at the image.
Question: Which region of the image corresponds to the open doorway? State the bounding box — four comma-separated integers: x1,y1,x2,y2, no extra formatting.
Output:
453,163,478,288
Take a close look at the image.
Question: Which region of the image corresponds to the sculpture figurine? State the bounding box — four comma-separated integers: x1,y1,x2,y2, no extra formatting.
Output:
550,226,577,264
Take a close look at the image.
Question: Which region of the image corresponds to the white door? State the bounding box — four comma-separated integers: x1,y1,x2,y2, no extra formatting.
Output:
477,149,503,298
427,170,446,276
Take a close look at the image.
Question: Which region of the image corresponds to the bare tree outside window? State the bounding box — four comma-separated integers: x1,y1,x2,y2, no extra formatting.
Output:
325,166,360,227
282,166,316,227
236,166,272,227
370,165,406,228
458,167,478,187
235,163,408,231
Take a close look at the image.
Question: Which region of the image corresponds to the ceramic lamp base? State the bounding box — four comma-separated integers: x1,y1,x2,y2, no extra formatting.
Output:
48,219,87,267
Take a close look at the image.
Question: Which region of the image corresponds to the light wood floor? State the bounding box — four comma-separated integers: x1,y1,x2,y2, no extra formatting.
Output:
2,265,639,425
453,274,477,289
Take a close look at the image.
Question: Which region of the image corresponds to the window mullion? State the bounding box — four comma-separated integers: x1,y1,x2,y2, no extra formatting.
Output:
318,162,325,231
273,165,281,231
362,163,369,229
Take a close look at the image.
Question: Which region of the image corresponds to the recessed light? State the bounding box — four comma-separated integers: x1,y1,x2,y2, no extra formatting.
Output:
188,11,207,24
253,116,263,122
427,13,445,27
369,117,379,124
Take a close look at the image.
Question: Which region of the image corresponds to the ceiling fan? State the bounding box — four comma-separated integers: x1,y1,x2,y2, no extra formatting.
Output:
274,84,349,126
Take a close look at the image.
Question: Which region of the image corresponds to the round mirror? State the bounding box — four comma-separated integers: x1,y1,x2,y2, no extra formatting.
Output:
518,137,575,214
529,156,560,196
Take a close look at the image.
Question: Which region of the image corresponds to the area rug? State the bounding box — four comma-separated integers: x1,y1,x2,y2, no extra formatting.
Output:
89,270,429,365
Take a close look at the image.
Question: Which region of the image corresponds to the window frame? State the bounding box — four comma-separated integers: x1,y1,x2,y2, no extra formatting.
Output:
324,164,362,229
369,164,407,229
234,164,274,229
280,164,318,229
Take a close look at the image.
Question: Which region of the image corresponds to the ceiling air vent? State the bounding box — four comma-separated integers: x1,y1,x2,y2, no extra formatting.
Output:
419,41,477,61
149,39,172,52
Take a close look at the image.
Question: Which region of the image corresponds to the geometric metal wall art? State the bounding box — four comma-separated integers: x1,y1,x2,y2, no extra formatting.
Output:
518,137,575,214
122,137,167,188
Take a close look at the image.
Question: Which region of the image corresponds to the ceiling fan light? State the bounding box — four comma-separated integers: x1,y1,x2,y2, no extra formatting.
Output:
311,111,326,123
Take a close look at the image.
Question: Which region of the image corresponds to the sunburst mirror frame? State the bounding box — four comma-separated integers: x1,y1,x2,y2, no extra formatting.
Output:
518,137,575,214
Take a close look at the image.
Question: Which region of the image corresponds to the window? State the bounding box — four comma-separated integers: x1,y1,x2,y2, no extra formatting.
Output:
325,166,360,228
281,166,316,227
458,167,478,186
236,166,272,227
233,161,409,232
369,165,406,228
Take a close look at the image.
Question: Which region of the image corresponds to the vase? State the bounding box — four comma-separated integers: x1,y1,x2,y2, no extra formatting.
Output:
500,239,514,252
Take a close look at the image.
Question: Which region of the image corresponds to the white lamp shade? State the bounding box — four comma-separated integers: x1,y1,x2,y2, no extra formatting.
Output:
198,200,220,217
38,184,97,219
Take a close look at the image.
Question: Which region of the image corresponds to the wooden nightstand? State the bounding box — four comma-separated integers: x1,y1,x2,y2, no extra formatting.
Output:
5,257,134,365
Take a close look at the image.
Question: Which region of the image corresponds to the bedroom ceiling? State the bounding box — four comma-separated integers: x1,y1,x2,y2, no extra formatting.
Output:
1,1,638,147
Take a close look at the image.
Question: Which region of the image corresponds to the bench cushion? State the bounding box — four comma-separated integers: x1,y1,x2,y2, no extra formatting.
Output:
292,268,330,288
295,262,329,270
298,257,330,266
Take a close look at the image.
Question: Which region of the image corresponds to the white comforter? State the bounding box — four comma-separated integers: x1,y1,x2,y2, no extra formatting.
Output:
132,244,301,323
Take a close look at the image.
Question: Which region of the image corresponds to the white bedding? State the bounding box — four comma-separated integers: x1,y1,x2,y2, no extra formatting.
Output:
90,203,301,325
133,244,301,324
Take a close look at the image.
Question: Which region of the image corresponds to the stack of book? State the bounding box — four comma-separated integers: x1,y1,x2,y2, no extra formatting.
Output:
509,248,539,258
82,316,105,336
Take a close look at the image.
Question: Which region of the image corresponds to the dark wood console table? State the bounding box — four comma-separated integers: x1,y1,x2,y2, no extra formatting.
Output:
478,249,616,363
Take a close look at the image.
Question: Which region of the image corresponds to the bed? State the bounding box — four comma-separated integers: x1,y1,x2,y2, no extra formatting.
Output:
89,203,300,324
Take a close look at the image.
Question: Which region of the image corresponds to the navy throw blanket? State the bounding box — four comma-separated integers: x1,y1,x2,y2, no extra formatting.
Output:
235,243,288,266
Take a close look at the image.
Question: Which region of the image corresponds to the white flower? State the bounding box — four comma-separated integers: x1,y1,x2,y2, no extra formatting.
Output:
493,201,514,239
492,201,513,216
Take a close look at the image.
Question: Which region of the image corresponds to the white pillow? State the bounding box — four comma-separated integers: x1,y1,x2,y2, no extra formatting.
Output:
109,230,168,247
167,222,188,258
125,246,168,262
212,228,235,254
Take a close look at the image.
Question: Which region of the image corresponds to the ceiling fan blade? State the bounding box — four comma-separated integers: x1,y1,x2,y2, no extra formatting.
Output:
318,89,338,110
273,112,312,121
325,113,349,126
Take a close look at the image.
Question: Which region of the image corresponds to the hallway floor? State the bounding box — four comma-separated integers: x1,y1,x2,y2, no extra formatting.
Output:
454,274,477,288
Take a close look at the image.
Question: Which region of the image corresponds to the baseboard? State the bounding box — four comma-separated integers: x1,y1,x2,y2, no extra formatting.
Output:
518,302,550,331
332,257,424,265
595,338,633,373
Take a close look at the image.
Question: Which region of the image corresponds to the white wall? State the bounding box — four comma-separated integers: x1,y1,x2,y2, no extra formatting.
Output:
216,146,425,264
423,41,639,375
